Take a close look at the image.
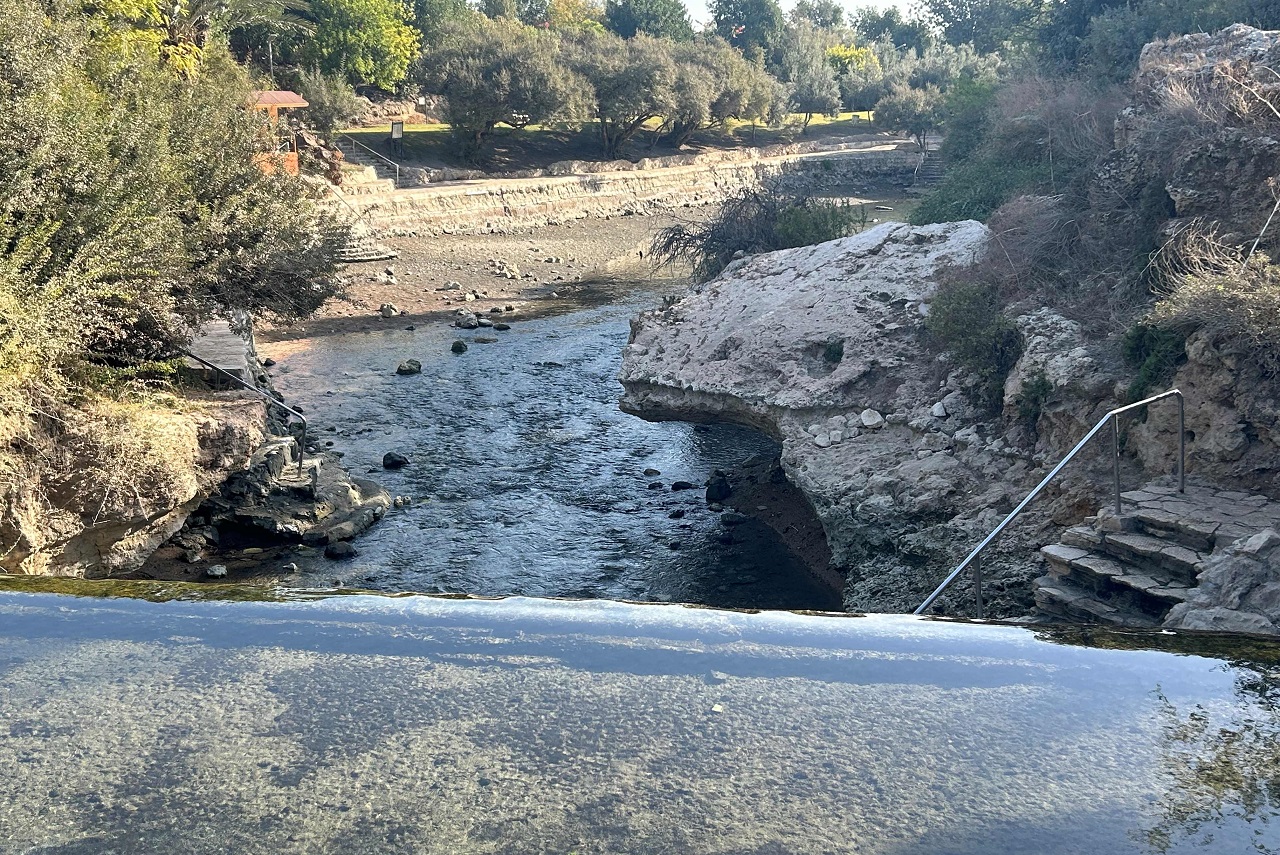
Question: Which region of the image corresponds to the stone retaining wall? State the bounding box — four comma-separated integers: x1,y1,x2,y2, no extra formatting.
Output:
342,147,920,236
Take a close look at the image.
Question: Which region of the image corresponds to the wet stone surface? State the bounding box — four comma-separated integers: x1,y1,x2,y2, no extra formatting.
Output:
259,291,839,610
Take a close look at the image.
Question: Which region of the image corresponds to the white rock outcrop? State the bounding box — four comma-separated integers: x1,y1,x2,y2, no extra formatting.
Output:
621,221,1077,613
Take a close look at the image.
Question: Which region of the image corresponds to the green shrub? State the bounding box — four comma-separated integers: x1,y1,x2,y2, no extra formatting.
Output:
1121,323,1187,401
1016,370,1053,433
926,281,1023,411
651,186,867,282
295,68,367,133
911,159,1044,225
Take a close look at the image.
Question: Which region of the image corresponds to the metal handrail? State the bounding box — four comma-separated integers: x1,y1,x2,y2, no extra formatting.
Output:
914,389,1185,618
181,349,308,476
337,133,401,188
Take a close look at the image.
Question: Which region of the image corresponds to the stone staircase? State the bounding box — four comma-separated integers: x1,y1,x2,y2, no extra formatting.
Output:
1034,482,1280,627
912,150,946,188
335,220,398,264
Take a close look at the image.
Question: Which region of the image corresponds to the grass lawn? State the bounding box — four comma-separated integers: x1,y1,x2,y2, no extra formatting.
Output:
340,111,886,174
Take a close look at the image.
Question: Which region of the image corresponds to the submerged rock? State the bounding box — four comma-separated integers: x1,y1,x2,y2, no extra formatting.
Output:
383,452,410,469
396,359,422,375
451,340,468,354
324,541,358,560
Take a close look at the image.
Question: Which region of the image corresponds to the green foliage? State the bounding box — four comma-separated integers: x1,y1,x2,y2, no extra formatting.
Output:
410,0,470,40
911,159,1043,224
790,0,842,29
777,22,840,127
912,77,1120,225
423,16,591,158
874,84,946,150
850,7,932,54
711,0,784,59
918,0,1044,54
294,68,365,132
604,0,693,40
306,0,420,89
1016,370,1052,431
926,281,1023,410
568,30,679,157
650,185,867,282
1122,323,1187,401
0,0,343,399
939,76,995,162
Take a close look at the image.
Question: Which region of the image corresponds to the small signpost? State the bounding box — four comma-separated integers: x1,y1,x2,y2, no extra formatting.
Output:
390,121,404,157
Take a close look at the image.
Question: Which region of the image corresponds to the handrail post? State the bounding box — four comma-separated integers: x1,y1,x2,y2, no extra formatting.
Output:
1178,394,1186,493
1112,413,1122,515
914,388,1185,618
972,551,984,619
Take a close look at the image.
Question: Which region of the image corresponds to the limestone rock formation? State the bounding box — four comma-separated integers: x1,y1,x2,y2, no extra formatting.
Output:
0,398,269,578
1166,529,1280,635
621,221,1112,615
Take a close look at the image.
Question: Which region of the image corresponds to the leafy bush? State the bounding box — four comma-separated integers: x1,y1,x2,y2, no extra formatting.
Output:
650,185,867,282
1122,323,1187,401
926,281,1023,411
1016,370,1052,432
912,76,1122,226
295,68,367,133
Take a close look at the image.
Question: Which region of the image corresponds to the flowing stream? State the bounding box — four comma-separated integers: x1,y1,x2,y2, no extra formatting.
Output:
262,287,840,611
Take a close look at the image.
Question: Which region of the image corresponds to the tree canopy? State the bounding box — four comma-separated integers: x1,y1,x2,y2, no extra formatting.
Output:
604,0,693,40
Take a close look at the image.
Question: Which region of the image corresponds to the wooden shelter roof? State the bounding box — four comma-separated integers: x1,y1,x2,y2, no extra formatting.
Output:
251,90,309,109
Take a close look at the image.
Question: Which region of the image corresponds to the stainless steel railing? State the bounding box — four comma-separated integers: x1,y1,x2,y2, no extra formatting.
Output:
337,133,401,188
181,349,308,476
915,389,1185,618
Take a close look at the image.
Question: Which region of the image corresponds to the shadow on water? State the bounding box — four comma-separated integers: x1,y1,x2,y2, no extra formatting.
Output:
262,284,840,611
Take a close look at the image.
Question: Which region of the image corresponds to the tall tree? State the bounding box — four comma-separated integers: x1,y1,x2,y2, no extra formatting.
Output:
919,0,1047,54
306,0,420,89
710,0,783,60
604,0,693,40
777,22,839,130
423,16,591,156
849,6,932,53
789,0,842,29
568,30,678,157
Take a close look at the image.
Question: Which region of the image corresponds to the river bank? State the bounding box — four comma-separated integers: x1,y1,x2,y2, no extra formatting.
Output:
133,210,851,610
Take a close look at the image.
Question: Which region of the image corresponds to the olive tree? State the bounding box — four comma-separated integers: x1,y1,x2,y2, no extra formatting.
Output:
874,84,947,150
777,22,839,129
423,16,592,158
569,30,678,158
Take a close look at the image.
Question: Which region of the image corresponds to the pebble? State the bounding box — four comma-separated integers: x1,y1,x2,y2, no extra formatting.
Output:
396,359,422,375
493,323,511,331
643,468,661,476
813,433,832,448
671,481,696,491
860,409,886,429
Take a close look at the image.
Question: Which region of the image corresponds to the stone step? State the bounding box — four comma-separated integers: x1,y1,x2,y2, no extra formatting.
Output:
1097,530,1203,586
1041,544,1190,614
1127,507,1218,551
1032,575,1160,628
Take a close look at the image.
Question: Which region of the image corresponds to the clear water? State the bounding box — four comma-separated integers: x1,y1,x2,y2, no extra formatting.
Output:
260,289,839,610
3,589,1280,854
